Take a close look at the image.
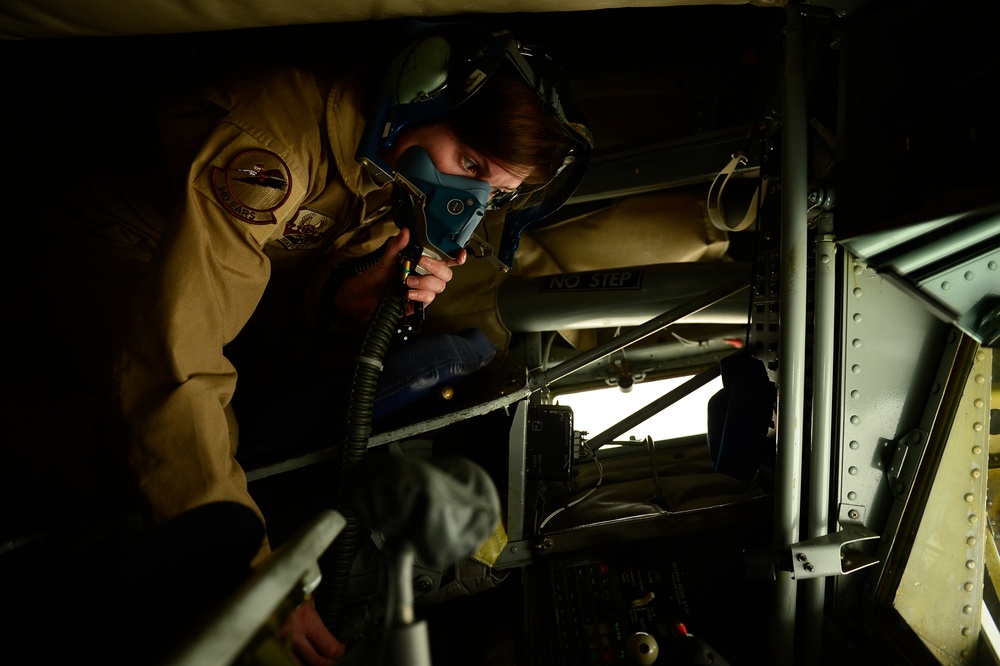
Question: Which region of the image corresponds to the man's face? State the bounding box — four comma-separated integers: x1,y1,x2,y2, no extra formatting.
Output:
384,122,527,202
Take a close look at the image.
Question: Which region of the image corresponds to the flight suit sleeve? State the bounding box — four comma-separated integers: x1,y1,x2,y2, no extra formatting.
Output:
117,125,306,560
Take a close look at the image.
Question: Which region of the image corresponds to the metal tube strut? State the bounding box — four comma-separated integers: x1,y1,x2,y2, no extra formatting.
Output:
528,277,750,393
771,5,809,665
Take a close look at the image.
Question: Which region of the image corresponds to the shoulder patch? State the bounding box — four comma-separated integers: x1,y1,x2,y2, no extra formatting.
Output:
278,209,337,251
212,149,292,225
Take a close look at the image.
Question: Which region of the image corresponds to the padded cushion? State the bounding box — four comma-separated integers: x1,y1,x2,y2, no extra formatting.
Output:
0,0,775,39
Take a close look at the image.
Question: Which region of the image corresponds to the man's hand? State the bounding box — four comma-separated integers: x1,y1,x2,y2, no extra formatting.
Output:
333,227,467,322
278,596,346,666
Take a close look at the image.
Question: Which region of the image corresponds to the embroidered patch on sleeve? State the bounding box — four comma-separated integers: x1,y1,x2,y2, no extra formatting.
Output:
212,149,292,225
278,210,337,250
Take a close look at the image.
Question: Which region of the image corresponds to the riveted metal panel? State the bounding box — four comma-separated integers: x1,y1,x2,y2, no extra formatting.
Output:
917,249,1000,346
836,253,952,532
832,250,953,619
892,347,992,664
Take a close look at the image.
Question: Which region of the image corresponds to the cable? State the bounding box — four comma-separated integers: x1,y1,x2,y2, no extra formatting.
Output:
537,441,604,532
540,331,558,371
316,253,410,634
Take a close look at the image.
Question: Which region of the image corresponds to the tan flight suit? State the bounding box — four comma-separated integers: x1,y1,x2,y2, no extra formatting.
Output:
8,66,391,561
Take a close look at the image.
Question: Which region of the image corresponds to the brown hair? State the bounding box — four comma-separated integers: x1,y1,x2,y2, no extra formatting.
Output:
446,65,574,198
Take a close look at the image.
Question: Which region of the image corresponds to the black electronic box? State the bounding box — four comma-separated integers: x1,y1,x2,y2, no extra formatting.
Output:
526,404,574,482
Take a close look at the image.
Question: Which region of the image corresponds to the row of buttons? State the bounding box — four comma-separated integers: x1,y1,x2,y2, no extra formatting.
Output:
551,561,625,665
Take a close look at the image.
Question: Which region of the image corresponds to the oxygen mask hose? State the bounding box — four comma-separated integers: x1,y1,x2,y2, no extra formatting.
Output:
317,238,421,634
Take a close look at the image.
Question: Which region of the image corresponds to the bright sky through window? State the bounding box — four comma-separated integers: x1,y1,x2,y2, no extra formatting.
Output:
554,374,724,445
